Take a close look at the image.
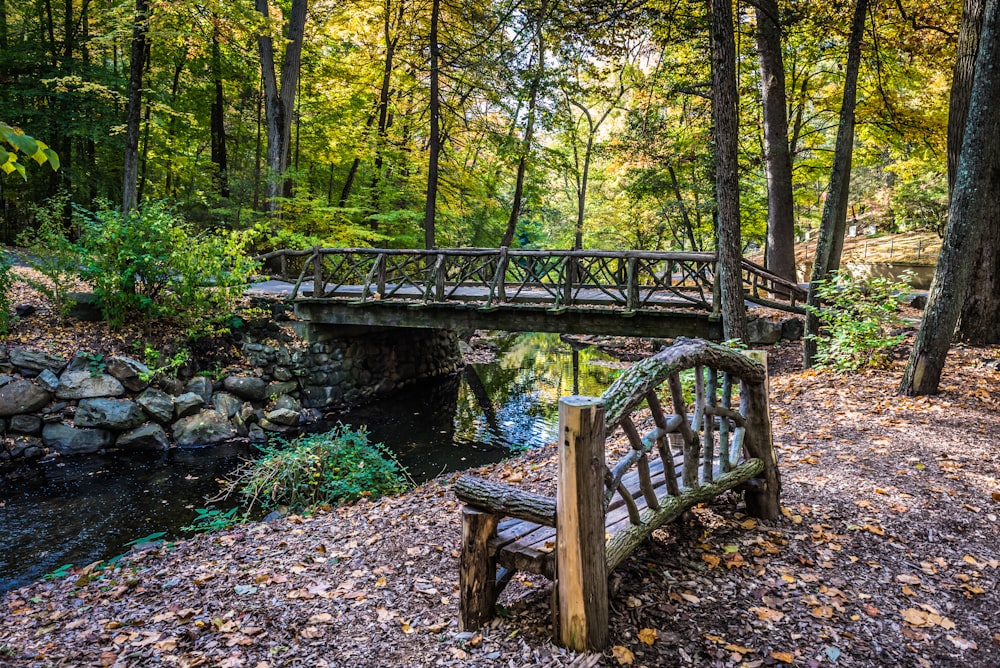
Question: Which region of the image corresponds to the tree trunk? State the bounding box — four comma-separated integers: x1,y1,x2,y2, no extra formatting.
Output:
710,0,746,341
755,0,796,287
121,0,149,213
255,0,306,212
803,0,867,366
370,0,403,218
210,19,230,198
424,0,441,249
950,0,1000,343
900,0,1000,395
668,164,699,251
501,23,545,248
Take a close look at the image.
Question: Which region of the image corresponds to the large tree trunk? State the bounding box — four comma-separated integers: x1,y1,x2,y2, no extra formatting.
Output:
710,0,746,341
803,0,867,366
755,0,796,287
423,0,441,249
950,0,1000,343
255,0,306,212
121,0,149,213
900,0,1000,395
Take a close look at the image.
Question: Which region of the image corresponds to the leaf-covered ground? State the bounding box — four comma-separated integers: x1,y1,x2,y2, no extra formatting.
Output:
2,339,999,667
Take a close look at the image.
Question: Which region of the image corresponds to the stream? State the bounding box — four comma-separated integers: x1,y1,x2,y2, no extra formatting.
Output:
0,332,625,593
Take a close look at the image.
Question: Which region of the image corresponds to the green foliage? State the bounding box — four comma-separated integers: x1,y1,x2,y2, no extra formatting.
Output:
137,346,190,383
18,193,80,318
805,271,911,371
0,254,15,335
79,352,106,377
75,200,259,333
180,507,241,534
43,563,73,581
0,122,59,180
229,425,408,514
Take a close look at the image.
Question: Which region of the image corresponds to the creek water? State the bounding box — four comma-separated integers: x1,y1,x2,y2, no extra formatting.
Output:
0,332,624,593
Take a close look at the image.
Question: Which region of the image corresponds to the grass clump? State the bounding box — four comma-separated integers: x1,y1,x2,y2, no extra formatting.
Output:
227,425,408,514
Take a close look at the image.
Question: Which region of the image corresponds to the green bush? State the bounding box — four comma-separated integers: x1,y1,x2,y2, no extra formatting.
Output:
230,425,408,514
805,270,911,371
74,200,259,333
0,254,14,334
18,192,80,318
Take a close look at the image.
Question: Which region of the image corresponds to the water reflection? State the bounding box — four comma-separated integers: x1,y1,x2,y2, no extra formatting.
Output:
0,332,624,593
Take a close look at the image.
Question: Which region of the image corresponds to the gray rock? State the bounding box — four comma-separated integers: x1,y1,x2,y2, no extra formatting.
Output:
258,418,295,433
267,380,298,397
15,304,36,317
0,374,14,388
746,317,783,345
780,317,805,341
272,366,294,382
171,410,235,447
0,380,52,416
37,369,60,392
248,425,266,443
67,292,103,321
42,423,114,455
10,414,42,434
65,353,93,373
265,408,300,427
75,398,146,431
222,376,268,402
211,392,242,418
158,376,185,396
185,377,213,403
106,356,150,392
9,348,67,373
136,388,175,424
910,294,928,310
8,436,43,459
274,394,302,413
116,423,170,451
174,392,204,419
55,371,125,400
231,411,249,437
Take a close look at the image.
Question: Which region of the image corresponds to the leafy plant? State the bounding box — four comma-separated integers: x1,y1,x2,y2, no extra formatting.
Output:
1,122,59,180
79,352,106,377
0,254,15,335
805,270,912,371
18,191,79,318
137,345,190,382
222,425,409,514
180,507,241,534
43,563,73,580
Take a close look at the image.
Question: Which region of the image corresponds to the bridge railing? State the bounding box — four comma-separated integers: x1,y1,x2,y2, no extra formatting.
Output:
255,247,805,314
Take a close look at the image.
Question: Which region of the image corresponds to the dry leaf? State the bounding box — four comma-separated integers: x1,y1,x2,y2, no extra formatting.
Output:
750,606,785,622
770,650,795,663
612,645,635,665
810,606,834,619
947,636,978,650
702,554,721,569
638,628,657,645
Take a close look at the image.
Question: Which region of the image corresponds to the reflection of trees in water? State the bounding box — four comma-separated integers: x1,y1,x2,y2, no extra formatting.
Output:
455,333,622,448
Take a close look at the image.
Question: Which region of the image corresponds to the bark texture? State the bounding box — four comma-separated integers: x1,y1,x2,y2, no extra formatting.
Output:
900,0,1000,394
423,0,441,249
121,0,149,213
710,0,747,341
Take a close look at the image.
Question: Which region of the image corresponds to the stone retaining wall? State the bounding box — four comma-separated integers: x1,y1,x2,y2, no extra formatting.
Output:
0,325,462,467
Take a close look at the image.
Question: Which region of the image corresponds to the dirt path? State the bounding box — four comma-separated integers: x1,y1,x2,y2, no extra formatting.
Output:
1,342,998,667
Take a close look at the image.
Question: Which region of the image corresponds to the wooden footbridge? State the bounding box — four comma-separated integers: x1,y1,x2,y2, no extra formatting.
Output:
254,247,805,338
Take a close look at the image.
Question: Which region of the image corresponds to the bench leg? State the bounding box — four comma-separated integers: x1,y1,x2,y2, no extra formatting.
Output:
459,507,499,631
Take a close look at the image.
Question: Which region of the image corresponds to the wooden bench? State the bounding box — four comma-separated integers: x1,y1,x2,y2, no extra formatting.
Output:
454,337,781,650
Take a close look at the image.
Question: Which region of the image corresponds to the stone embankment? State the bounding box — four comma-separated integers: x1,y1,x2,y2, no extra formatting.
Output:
0,325,461,467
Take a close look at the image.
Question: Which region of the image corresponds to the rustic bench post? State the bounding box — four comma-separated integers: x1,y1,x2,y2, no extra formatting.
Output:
459,507,499,631
741,351,781,519
555,396,608,651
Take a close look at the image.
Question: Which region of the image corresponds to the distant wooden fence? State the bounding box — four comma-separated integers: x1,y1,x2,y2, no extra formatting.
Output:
454,337,780,650
255,247,806,314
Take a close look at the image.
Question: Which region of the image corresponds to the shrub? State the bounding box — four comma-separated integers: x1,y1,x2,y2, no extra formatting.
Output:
805,270,911,371
227,425,408,514
75,200,259,333
0,254,14,334
18,192,79,318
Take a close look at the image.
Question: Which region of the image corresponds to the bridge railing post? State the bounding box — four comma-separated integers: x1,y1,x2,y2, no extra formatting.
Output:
376,253,387,297
562,256,575,306
490,247,509,303
626,257,639,310
312,246,323,298
435,253,446,301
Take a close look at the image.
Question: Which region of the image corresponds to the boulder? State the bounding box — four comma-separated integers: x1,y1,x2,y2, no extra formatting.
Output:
37,369,60,392
174,392,204,419
267,380,298,397
259,418,294,433
0,380,52,416
265,408,300,427
185,377,213,403
75,398,146,431
211,392,242,418
171,410,235,447
248,425,266,443
67,292,103,321
106,356,151,392
8,435,44,460
910,294,928,310
10,414,42,434
116,423,170,451
0,374,13,388
274,394,302,413
42,423,114,455
780,317,805,341
55,371,125,400
746,317,783,345
9,348,67,373
223,376,268,402
15,304,36,318
158,376,185,396
136,388,174,424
